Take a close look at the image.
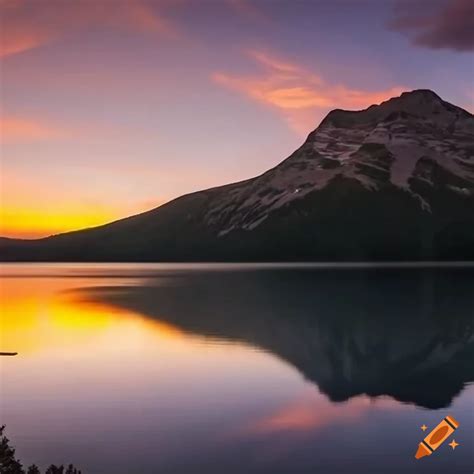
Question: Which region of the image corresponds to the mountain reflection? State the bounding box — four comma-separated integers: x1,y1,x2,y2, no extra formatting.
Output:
76,267,474,409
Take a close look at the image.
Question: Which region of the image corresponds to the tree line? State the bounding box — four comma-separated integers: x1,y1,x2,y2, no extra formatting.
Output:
0,426,81,474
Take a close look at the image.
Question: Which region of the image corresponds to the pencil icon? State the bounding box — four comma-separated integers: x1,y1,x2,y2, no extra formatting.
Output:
415,415,459,459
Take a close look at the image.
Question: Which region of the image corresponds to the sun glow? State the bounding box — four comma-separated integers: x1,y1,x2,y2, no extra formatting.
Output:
0,207,118,239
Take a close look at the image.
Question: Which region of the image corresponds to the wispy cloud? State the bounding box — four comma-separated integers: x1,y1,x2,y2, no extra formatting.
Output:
213,50,405,134
390,0,474,52
0,0,180,58
247,50,302,74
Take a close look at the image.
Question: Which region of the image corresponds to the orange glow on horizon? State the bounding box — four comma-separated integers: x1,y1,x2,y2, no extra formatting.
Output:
0,196,167,239
0,207,119,239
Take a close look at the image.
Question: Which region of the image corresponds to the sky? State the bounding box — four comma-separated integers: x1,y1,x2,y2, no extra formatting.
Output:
1,0,473,238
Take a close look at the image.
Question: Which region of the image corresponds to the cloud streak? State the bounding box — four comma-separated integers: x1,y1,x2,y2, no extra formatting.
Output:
390,0,474,52
0,0,179,58
213,50,404,134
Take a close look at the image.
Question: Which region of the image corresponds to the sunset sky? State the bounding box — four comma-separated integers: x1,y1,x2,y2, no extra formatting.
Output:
1,0,473,238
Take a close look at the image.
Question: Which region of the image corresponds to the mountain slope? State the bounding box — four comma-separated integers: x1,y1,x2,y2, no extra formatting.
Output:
1,89,473,262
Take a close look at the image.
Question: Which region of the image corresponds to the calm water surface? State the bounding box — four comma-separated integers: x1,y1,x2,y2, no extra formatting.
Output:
1,263,473,473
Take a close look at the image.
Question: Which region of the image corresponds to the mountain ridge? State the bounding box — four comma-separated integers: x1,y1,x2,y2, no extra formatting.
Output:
1,89,473,262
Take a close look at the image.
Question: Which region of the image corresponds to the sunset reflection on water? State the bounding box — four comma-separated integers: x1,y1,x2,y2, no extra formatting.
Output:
1,264,473,474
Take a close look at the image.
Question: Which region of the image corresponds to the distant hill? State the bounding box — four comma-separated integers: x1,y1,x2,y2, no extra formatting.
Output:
1,89,473,262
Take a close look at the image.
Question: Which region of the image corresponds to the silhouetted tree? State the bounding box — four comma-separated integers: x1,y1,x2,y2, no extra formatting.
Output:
0,427,81,474
0,425,25,474
65,465,81,474
45,466,63,474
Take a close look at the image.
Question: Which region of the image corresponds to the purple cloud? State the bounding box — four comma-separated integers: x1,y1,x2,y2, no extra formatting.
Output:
390,0,474,52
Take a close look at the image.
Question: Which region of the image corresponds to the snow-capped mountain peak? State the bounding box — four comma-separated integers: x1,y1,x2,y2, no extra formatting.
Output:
206,89,474,234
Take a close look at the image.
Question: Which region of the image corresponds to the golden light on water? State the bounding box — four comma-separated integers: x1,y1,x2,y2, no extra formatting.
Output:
0,277,189,356
0,275,257,362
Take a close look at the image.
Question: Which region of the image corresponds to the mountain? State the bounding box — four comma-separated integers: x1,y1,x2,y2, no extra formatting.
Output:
75,267,474,409
1,89,473,262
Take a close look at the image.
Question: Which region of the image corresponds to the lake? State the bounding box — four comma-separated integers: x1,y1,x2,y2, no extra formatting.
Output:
1,263,473,473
